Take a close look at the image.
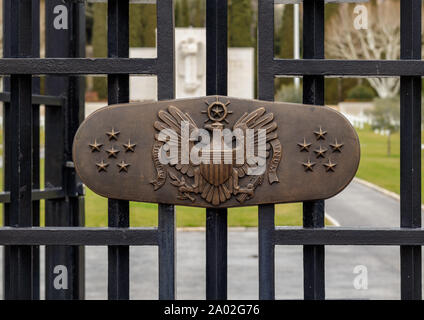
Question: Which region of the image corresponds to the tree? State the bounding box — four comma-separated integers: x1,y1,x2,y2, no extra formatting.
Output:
175,0,182,27
191,0,205,27
130,4,156,47
92,3,107,100
228,0,253,47
274,4,294,90
91,3,156,100
365,97,400,156
177,0,190,27
276,5,293,59
326,1,402,99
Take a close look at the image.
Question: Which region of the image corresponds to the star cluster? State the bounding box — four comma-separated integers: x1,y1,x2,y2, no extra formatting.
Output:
297,126,344,173
89,127,136,174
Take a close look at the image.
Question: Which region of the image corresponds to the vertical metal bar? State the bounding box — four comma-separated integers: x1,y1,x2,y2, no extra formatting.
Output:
206,0,228,300
206,209,227,299
2,0,40,300
107,201,129,300
400,0,422,300
2,0,12,299
302,0,325,300
258,205,275,300
257,0,275,300
158,204,176,299
206,0,228,96
2,0,11,252
157,0,176,300
107,0,130,301
31,0,41,300
3,0,33,300
44,0,85,300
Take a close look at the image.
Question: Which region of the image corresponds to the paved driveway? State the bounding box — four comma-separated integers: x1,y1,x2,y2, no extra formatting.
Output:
0,180,422,299
82,180,422,299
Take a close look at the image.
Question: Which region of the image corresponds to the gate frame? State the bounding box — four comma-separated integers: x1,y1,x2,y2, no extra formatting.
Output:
0,0,422,300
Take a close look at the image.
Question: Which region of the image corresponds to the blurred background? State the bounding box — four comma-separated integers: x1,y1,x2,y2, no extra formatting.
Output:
0,0,422,300
0,0,414,227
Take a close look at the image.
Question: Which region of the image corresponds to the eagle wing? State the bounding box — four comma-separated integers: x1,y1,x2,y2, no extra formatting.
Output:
232,107,278,178
154,105,199,177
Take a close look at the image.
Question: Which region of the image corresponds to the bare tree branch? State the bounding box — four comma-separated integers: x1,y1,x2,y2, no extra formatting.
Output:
326,1,405,98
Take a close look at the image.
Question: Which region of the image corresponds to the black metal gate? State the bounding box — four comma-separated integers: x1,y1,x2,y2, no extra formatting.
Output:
0,0,422,300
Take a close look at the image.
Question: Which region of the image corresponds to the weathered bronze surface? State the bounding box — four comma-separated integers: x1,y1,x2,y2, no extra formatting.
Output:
73,96,360,208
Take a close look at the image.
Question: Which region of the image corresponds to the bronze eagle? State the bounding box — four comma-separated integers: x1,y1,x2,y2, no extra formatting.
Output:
151,99,282,206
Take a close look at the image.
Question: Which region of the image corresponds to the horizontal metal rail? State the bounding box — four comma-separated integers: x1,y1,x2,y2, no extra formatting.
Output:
0,58,157,75
1,226,424,246
0,227,158,246
0,188,65,203
1,58,423,77
0,92,64,106
273,59,424,77
275,227,424,246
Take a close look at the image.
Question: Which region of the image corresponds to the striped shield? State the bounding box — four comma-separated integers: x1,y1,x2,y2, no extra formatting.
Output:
200,150,233,186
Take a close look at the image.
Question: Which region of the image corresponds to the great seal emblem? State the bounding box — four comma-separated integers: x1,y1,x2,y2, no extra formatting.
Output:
151,97,282,206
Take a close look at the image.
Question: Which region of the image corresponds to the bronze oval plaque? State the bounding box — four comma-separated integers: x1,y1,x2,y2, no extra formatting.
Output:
73,96,360,208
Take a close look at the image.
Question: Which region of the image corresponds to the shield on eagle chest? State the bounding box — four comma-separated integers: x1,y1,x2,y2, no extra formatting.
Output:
200,150,233,186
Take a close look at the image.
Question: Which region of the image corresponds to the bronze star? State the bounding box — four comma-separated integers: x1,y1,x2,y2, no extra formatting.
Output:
314,145,328,158
89,139,103,152
330,139,344,152
297,138,312,152
212,106,224,116
106,146,120,158
302,159,316,172
313,126,327,140
96,160,109,172
117,160,130,172
323,159,337,172
123,139,136,152
106,128,120,141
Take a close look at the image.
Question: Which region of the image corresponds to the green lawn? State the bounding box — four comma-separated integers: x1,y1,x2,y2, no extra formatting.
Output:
355,126,423,198
86,189,304,227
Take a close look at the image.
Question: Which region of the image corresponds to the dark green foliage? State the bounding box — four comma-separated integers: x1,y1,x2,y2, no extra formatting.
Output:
191,0,205,27
92,3,107,58
177,0,191,27
175,0,181,27
85,3,94,45
92,3,107,100
129,4,157,47
324,3,339,22
275,5,293,59
92,4,156,99
274,6,300,91
347,84,377,102
228,0,253,47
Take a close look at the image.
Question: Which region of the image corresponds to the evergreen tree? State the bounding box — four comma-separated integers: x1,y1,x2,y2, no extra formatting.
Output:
175,0,182,27
228,0,253,47
92,3,156,100
130,4,156,47
180,0,190,27
191,0,205,27
139,4,157,47
92,3,107,100
277,5,293,59
274,5,294,90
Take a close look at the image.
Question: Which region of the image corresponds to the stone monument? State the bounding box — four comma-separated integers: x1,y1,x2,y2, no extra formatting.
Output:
129,28,254,101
